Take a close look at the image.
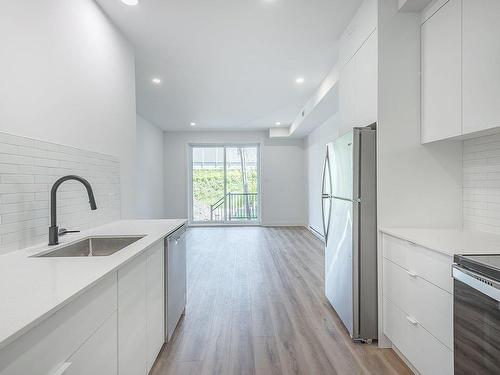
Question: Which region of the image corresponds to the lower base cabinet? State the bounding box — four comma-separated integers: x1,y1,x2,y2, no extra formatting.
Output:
0,273,117,375
118,240,165,375
146,242,165,370
118,252,148,375
65,312,118,375
0,243,166,375
382,233,453,375
384,298,452,375
0,232,183,375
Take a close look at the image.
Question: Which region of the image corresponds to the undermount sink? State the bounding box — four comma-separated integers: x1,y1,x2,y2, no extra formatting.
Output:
35,236,145,257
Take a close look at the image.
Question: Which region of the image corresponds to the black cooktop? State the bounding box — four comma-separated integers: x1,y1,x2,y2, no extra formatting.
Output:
454,254,500,281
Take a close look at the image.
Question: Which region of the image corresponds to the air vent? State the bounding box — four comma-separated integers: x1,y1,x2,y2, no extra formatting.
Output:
471,274,494,287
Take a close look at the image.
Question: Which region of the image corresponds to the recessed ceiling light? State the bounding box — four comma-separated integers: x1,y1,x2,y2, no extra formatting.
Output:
190,122,197,127
121,0,139,5
295,77,305,85
275,122,282,126
151,77,162,85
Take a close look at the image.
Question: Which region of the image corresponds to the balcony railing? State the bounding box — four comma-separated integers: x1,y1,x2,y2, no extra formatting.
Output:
210,192,258,221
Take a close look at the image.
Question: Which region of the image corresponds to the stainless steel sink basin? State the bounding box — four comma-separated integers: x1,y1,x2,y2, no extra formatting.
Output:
35,236,145,257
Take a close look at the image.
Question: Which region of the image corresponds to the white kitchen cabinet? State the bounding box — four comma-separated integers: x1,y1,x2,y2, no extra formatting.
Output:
381,233,454,375
0,274,117,375
462,0,500,135
339,51,357,135
421,0,500,142
118,253,148,375
339,32,378,133
339,31,378,135
383,258,453,349
355,31,378,129
118,239,168,375
166,226,187,341
384,298,453,375
146,241,165,371
421,0,461,143
65,312,118,375
382,233,453,293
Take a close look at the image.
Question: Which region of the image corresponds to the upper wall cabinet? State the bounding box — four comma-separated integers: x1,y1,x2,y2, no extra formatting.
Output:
421,0,461,143
421,0,500,143
462,0,500,134
339,31,378,135
356,31,378,129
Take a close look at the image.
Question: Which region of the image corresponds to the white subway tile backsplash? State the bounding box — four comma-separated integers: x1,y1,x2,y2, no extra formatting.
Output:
0,132,34,147
0,132,121,254
1,175,35,184
463,134,500,234
1,193,35,204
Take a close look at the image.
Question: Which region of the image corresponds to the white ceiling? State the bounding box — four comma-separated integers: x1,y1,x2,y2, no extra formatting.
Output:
96,0,362,131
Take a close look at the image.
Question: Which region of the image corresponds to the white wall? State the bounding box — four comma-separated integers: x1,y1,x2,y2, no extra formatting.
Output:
136,115,165,219
164,131,307,226
0,0,137,217
305,115,340,235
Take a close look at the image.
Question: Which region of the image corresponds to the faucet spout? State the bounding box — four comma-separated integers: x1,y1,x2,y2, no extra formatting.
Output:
49,175,97,245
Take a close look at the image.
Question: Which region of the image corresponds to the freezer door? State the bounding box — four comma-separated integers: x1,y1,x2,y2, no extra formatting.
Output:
321,145,333,244
331,132,354,200
325,197,354,337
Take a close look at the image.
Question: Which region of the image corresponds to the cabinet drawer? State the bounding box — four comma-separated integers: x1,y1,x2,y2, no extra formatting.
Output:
0,273,117,375
382,234,453,293
64,312,118,375
383,258,453,349
384,298,453,375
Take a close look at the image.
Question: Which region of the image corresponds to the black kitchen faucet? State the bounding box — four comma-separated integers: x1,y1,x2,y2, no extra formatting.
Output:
49,175,97,246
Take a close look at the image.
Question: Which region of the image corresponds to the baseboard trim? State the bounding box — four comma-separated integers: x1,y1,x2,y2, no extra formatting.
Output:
307,226,325,242
188,223,260,228
260,223,308,227
392,345,420,375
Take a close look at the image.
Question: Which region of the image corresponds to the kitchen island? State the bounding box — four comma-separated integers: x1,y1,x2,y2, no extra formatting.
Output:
0,219,187,375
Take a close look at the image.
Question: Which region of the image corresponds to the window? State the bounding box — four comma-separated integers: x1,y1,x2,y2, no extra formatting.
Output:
189,145,260,224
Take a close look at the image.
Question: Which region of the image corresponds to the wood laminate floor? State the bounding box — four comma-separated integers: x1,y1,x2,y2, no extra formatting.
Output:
151,226,411,375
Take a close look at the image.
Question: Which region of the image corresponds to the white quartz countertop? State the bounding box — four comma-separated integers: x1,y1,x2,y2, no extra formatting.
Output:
380,227,500,256
0,219,186,350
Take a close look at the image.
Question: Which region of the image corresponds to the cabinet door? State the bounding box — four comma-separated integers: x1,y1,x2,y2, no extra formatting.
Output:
65,312,118,375
146,241,165,371
355,31,378,128
421,0,461,143
167,232,187,341
339,58,357,135
118,253,147,375
462,0,500,135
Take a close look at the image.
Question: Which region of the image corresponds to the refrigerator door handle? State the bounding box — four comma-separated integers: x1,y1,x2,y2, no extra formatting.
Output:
321,196,332,246
321,147,333,245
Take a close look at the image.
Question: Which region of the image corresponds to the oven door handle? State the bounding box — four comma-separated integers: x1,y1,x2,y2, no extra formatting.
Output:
452,265,500,302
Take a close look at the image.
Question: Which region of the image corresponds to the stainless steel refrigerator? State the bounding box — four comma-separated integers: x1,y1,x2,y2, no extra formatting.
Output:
321,124,377,342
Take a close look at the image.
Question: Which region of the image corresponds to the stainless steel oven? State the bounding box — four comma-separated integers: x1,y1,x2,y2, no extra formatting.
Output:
452,255,500,375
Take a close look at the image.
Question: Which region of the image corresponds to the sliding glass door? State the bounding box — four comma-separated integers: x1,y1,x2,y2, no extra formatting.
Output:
190,145,259,224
